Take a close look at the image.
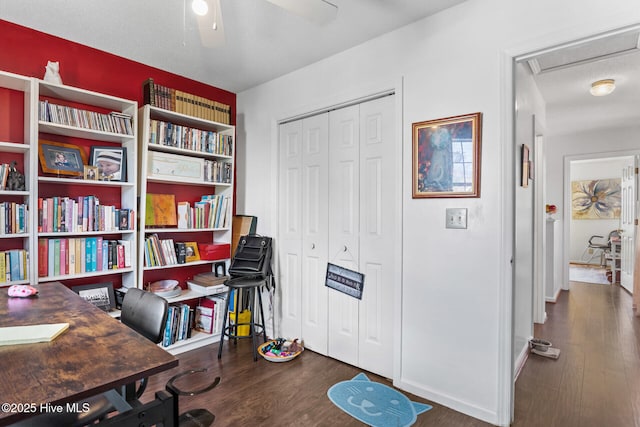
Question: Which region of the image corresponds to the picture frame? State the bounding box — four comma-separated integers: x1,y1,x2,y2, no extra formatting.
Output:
412,112,482,198
84,165,98,180
38,140,87,176
90,146,127,182
72,282,116,312
184,241,201,263
521,144,530,188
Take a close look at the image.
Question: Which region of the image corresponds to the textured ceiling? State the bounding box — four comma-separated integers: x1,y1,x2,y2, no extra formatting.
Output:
0,0,466,93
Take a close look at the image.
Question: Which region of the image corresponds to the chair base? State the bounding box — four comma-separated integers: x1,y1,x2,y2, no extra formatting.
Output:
179,409,215,427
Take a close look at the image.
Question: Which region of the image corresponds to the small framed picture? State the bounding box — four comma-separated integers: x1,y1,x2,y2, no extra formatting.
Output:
90,146,127,182
84,165,98,180
72,282,116,312
185,241,201,263
38,140,87,176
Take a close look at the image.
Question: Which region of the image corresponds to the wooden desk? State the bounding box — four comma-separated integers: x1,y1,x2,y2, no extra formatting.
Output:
0,282,178,426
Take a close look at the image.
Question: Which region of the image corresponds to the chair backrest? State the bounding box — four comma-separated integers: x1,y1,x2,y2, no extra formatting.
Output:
228,234,273,279
121,288,168,344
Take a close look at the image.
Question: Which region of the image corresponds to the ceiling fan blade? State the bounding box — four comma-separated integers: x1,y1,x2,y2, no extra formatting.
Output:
196,0,225,47
265,0,338,25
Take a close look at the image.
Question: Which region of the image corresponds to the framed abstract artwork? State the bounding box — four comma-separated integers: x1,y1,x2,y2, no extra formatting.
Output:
571,179,621,219
412,112,482,198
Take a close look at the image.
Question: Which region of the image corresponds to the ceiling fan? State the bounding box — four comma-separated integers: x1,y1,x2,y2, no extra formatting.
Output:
191,0,338,47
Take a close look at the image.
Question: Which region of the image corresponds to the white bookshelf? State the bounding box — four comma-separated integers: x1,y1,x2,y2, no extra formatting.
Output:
35,80,138,288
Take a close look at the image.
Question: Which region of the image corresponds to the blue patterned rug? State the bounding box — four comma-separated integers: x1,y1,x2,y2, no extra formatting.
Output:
327,373,432,427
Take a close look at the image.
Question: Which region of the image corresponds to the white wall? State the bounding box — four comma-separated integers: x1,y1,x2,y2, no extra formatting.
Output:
569,158,628,262
546,125,640,296
236,1,640,424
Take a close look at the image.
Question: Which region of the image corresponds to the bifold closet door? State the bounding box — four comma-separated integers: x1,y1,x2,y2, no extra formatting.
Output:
277,114,329,353
278,120,304,340
327,104,360,366
357,95,396,378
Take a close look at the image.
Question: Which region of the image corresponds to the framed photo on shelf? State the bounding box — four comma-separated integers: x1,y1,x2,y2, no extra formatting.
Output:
84,165,98,180
90,146,127,182
412,112,482,198
38,140,87,176
72,282,116,312
184,241,201,263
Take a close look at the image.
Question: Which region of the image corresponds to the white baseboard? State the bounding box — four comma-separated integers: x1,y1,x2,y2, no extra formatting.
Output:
393,377,504,426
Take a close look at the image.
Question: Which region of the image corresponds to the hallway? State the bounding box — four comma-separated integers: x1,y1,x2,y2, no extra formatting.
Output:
513,282,640,426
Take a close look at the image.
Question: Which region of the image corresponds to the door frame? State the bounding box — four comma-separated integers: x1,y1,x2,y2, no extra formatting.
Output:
562,151,640,291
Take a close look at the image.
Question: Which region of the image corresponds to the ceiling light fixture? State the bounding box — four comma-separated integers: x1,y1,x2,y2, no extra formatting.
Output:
590,79,616,96
192,0,208,16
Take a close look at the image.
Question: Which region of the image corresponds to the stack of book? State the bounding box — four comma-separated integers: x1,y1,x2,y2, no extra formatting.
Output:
143,78,231,125
187,271,229,296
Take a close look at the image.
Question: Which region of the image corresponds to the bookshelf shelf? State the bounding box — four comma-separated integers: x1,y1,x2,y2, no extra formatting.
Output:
145,227,230,234
0,141,29,153
161,330,222,355
146,176,231,187
0,190,29,196
38,267,135,283
148,143,233,161
38,230,135,238
38,176,135,188
38,122,134,144
142,259,218,271
0,233,29,239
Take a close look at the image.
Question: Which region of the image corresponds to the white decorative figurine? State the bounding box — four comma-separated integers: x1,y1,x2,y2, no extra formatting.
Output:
43,61,63,84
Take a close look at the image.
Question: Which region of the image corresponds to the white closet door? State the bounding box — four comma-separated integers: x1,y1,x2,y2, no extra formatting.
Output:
358,95,396,378
327,104,360,366
300,113,329,353
278,120,303,340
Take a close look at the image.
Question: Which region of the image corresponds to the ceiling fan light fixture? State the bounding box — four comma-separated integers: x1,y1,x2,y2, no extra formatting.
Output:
590,79,616,96
192,0,209,16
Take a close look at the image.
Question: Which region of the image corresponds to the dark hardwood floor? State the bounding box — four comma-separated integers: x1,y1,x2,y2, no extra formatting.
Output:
141,281,639,426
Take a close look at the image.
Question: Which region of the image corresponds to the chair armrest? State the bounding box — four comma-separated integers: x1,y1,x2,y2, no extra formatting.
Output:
165,369,221,397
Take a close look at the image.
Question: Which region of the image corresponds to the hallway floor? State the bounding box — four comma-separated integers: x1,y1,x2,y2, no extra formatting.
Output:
514,282,640,427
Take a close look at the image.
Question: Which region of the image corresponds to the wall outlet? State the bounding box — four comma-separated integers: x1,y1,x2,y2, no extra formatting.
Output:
446,208,467,229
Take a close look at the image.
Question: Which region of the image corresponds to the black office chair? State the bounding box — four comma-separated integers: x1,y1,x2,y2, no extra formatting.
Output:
11,288,220,427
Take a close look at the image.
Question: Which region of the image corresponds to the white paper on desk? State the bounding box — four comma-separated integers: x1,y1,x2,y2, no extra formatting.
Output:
0,323,69,346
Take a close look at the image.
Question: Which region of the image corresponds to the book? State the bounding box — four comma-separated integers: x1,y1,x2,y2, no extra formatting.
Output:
187,280,228,296
145,194,177,226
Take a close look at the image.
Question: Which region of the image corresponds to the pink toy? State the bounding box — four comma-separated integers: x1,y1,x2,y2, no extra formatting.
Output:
8,285,38,297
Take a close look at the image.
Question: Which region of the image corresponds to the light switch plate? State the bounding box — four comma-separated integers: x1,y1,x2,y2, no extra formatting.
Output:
446,208,467,229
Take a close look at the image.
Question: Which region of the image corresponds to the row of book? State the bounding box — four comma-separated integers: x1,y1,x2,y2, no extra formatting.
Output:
143,78,232,125
148,119,233,156
143,234,191,267
38,237,132,278
0,249,29,283
37,196,134,233
39,100,134,135
162,303,194,347
177,194,229,229
194,295,227,335
1,202,27,235
204,159,232,184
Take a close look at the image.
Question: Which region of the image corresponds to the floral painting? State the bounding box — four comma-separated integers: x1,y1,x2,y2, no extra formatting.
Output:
571,178,621,219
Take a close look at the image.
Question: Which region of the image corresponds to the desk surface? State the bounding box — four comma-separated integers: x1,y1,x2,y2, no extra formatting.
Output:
0,282,178,425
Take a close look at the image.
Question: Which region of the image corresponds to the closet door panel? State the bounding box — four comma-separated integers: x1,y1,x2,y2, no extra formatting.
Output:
327,104,360,365
278,120,303,340
300,113,329,353
358,95,396,378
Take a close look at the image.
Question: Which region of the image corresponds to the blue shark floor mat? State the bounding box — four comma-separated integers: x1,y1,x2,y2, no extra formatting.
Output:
327,373,432,427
